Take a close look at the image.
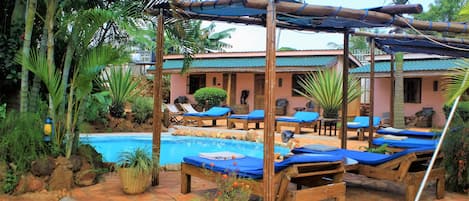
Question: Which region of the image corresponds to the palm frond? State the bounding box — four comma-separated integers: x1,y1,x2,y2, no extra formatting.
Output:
443,59,469,104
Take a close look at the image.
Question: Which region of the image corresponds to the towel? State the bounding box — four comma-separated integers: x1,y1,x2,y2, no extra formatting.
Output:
303,144,339,152
381,127,405,133
347,122,360,126
382,135,408,141
199,151,245,160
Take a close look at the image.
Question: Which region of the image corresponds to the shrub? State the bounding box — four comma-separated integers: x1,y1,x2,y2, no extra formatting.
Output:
132,97,153,124
82,91,111,124
442,102,469,193
193,87,227,109
0,103,6,119
203,160,252,201
105,67,142,118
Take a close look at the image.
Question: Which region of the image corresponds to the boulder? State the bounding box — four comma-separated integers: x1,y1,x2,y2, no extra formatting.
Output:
14,173,46,194
69,155,82,172
30,157,55,177
48,156,73,190
77,144,104,169
74,158,96,186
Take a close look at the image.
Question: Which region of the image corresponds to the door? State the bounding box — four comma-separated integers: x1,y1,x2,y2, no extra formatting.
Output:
254,74,265,110
223,73,236,105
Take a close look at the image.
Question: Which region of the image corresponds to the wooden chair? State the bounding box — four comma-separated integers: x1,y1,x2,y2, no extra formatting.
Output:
181,154,345,201
183,107,231,127
293,146,445,201
165,104,183,125
227,110,264,130
276,112,319,134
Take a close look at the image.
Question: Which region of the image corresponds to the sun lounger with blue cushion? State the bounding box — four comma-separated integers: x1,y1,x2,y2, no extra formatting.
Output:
276,111,320,134
183,106,231,127
347,116,381,140
227,110,264,130
373,136,438,148
376,127,439,138
181,152,346,201
292,145,445,201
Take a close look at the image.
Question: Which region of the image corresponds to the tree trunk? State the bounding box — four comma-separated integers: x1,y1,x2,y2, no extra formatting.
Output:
20,0,38,113
393,53,405,128
61,41,74,113
30,26,49,112
45,0,57,116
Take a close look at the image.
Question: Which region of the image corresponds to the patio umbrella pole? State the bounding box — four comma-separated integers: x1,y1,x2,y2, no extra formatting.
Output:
414,72,468,200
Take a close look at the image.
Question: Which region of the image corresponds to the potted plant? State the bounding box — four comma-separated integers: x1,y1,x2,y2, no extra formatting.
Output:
117,147,155,194
294,70,361,118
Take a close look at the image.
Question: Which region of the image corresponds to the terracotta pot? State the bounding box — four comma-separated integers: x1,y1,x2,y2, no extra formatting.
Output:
118,167,151,194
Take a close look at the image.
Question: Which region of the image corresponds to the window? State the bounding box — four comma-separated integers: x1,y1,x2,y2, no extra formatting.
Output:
292,74,306,96
188,74,206,94
404,78,421,103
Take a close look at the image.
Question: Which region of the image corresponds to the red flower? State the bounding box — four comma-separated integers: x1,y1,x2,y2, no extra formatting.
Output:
222,174,228,179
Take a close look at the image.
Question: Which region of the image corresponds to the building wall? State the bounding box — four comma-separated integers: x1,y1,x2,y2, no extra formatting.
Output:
374,76,446,128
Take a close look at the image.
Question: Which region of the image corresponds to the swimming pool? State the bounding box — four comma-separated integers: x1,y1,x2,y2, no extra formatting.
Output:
80,134,290,165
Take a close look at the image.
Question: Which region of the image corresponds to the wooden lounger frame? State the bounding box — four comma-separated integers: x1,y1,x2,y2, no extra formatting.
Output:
350,150,445,201
276,121,318,134
227,118,263,130
183,115,228,127
181,161,346,201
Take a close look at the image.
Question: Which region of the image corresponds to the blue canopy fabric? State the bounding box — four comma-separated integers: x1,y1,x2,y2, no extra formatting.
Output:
375,38,469,58
183,153,343,179
183,106,231,117
292,146,435,166
372,137,439,148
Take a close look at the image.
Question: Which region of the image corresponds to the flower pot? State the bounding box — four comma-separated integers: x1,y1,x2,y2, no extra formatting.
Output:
118,167,151,194
232,104,249,114
323,111,339,119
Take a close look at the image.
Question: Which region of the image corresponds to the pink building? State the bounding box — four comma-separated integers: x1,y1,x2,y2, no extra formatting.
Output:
350,54,464,128
158,50,362,116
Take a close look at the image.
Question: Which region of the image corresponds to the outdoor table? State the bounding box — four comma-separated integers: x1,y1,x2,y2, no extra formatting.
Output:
318,118,340,136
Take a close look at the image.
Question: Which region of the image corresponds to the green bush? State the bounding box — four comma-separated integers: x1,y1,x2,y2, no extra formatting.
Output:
442,102,469,193
193,87,227,109
132,97,153,124
0,103,5,119
83,91,111,124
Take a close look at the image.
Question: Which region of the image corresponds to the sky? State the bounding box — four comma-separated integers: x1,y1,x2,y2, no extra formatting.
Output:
203,0,435,52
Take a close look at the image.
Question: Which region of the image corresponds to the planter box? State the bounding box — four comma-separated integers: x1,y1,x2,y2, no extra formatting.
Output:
118,167,151,194
231,104,249,114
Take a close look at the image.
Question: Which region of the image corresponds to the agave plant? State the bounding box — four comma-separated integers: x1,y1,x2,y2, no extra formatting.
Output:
105,67,142,118
295,69,361,118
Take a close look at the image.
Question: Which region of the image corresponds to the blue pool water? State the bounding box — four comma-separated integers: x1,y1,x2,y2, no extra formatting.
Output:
80,134,290,165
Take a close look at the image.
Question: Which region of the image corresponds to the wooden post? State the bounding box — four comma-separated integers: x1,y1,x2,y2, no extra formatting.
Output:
368,38,375,148
152,10,164,186
390,54,395,127
263,0,276,200
340,31,349,149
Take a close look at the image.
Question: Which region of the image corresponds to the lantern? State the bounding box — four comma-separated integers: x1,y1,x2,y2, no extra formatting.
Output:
44,117,53,136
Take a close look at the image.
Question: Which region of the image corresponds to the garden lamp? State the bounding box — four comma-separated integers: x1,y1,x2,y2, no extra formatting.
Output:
43,117,53,142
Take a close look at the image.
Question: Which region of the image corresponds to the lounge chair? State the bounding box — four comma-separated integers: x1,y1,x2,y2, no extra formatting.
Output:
180,103,200,114
346,116,381,141
181,153,346,201
372,136,439,151
276,111,319,134
292,146,445,201
376,127,439,138
183,106,231,127
227,110,264,130
165,104,183,125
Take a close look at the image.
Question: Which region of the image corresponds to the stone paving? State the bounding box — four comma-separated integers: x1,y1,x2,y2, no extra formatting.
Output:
1,122,468,201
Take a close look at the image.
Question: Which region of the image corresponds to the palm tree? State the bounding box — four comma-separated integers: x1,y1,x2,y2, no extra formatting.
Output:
393,53,405,128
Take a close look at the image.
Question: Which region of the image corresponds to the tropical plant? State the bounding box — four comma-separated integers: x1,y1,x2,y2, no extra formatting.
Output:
193,87,227,109
131,96,153,124
82,91,112,125
117,147,156,194
0,103,6,119
295,70,361,118
105,67,142,118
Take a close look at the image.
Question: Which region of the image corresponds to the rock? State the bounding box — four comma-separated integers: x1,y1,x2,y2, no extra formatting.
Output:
60,196,76,201
14,173,46,194
31,157,55,177
74,158,96,186
69,155,82,172
48,156,73,190
77,144,104,169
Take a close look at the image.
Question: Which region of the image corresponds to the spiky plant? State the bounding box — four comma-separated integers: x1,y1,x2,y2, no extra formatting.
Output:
295,69,361,118
105,67,142,118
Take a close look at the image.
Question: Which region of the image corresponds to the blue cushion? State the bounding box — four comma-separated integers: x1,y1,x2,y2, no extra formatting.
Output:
292,146,435,166
276,112,319,123
377,128,438,138
373,137,439,148
347,116,381,129
184,107,231,117
183,153,343,179
228,110,264,120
